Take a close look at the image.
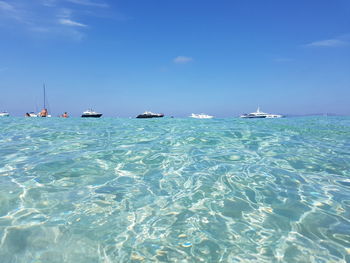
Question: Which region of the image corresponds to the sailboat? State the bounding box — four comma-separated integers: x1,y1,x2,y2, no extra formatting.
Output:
39,84,51,117
28,84,51,117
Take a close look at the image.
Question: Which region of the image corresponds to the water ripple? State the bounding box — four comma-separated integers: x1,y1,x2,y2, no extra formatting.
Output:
0,116,349,262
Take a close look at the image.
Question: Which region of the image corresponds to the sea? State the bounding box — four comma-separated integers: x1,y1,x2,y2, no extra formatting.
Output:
0,116,349,263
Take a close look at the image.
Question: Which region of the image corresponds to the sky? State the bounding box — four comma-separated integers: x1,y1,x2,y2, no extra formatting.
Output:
0,0,349,117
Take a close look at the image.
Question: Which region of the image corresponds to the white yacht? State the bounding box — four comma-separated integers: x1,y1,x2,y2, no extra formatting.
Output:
190,113,214,119
81,109,103,118
0,111,9,117
240,107,283,118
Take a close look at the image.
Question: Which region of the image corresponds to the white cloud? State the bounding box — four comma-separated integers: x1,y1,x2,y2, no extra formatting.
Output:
66,0,108,8
173,56,193,64
0,0,116,40
0,1,14,11
305,38,348,47
0,1,28,23
41,0,57,7
59,18,87,27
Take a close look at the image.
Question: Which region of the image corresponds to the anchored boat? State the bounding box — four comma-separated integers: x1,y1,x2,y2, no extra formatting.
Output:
81,109,103,118
240,107,283,118
28,112,38,117
0,111,9,117
27,84,51,117
189,113,214,119
136,111,164,119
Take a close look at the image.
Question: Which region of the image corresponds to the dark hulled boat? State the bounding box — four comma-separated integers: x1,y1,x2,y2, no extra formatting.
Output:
136,111,164,119
81,109,103,118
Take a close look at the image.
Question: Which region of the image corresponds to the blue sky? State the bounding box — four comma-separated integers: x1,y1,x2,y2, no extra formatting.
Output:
0,0,349,117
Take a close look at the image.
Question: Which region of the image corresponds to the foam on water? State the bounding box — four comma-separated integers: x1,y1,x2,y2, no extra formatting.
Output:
0,117,350,262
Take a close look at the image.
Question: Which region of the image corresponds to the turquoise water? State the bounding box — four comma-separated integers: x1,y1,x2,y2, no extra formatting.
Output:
0,117,350,262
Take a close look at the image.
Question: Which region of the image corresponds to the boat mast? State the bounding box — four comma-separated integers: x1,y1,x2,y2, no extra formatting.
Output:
43,83,46,109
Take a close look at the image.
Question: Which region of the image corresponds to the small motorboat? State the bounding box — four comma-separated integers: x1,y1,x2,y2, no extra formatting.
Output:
190,113,214,119
0,111,9,117
240,107,283,118
25,112,51,117
81,109,103,118
136,111,164,118
28,112,38,117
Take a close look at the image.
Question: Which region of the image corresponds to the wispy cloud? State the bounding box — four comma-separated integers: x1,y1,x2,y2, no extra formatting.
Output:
41,0,57,7
66,0,108,8
0,1,31,25
305,38,348,47
173,56,193,64
0,1,14,11
59,18,87,27
0,0,113,40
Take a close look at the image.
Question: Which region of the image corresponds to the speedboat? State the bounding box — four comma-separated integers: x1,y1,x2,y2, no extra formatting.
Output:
81,109,103,118
0,111,9,117
190,113,214,119
29,112,38,117
26,112,51,117
136,111,164,118
240,107,283,118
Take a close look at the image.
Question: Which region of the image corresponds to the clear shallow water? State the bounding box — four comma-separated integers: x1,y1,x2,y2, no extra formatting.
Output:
0,116,350,263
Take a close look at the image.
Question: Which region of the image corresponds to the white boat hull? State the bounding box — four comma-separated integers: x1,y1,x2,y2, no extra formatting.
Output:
82,109,102,118
240,107,283,119
190,113,214,119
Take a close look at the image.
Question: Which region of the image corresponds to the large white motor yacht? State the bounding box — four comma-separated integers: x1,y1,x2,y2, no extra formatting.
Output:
240,107,283,118
190,113,214,119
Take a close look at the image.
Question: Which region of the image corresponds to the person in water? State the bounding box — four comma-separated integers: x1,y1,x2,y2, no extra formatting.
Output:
61,112,69,118
39,108,48,117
